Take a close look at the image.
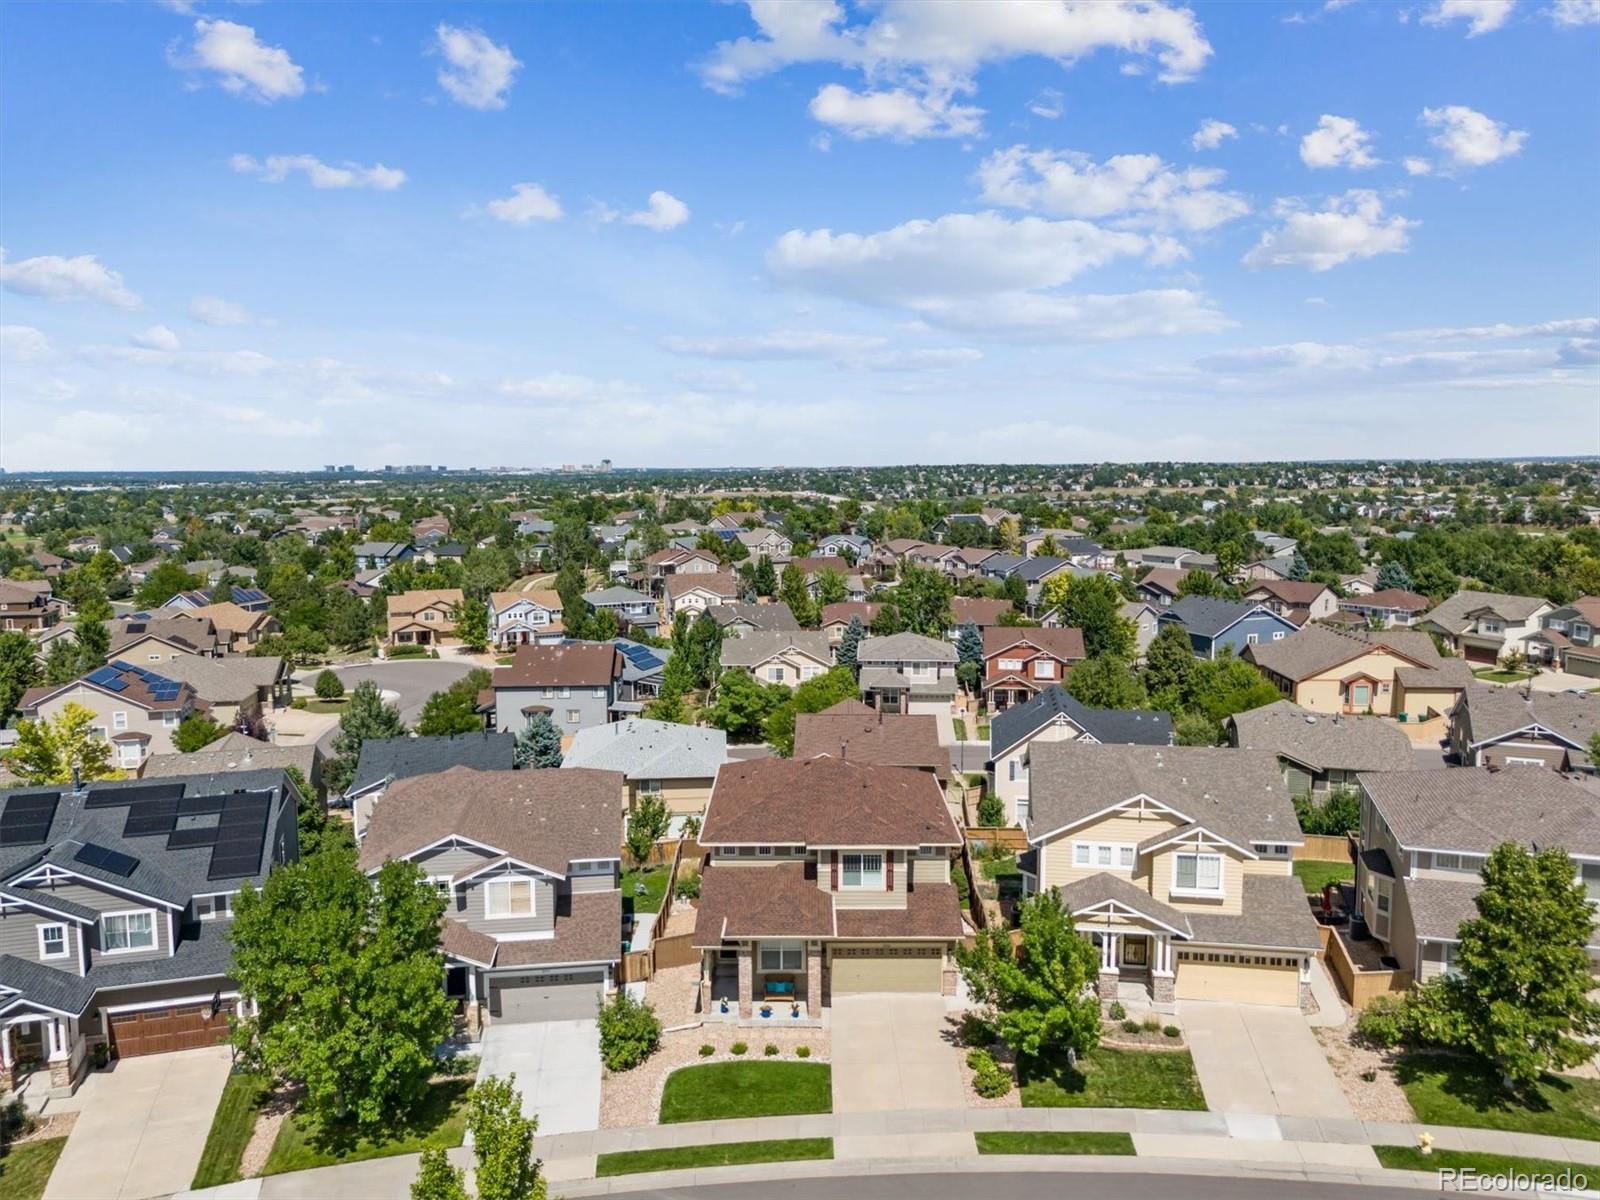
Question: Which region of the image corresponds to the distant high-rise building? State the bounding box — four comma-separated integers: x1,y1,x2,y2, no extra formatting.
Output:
324,464,337,473
599,458,613,473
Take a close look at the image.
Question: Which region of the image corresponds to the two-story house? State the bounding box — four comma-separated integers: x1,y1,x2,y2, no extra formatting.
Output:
641,547,721,597
1134,567,1190,609
708,602,799,639
1448,684,1600,772
110,614,226,662
488,590,565,649
1245,625,1472,720
692,758,963,1017
387,589,463,648
989,686,1173,826
582,586,661,637
563,717,729,837
820,602,881,648
663,572,740,623
348,732,516,833
492,643,624,738
719,631,832,688
353,541,416,571
1420,590,1553,666
1023,743,1317,1009
0,768,300,1096
793,701,951,792
1335,589,1432,629
19,662,199,770
1157,597,1300,660
981,627,1086,712
1354,768,1600,985
1526,596,1600,676
1241,580,1338,627
188,601,281,651
734,529,793,560
1227,700,1416,797
949,597,1013,635
816,534,872,561
856,632,958,716
356,767,624,1046
1120,601,1161,658
0,579,56,633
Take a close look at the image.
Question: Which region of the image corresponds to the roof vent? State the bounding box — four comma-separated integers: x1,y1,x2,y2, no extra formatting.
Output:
1305,715,1318,724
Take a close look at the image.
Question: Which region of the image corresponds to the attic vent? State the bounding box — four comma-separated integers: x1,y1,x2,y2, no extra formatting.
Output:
1305,715,1318,725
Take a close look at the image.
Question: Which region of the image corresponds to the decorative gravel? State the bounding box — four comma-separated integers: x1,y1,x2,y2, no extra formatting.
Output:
646,962,703,1031
601,1024,829,1129
1315,1017,1417,1123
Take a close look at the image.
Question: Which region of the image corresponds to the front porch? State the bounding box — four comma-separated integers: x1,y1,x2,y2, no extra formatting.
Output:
1,1011,84,1096
1089,930,1178,1013
699,942,824,1025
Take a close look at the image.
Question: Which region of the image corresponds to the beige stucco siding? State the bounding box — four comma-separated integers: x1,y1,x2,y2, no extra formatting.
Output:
631,778,713,818
818,850,908,909
29,686,182,759
1292,649,1411,716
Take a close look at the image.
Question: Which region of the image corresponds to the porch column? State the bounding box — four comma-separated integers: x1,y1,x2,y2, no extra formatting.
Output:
806,942,823,1014
1096,932,1120,1002
736,943,754,1019
1150,935,1176,1005
47,1018,62,1060
0,1025,11,1093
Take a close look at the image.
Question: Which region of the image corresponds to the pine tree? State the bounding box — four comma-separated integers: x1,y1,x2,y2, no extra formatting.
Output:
752,555,777,598
1287,552,1310,581
778,564,816,627
837,615,865,672
1376,561,1414,592
514,712,563,768
955,621,984,671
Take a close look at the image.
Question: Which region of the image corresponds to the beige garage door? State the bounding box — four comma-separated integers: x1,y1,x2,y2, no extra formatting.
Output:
829,944,943,994
1175,955,1299,1006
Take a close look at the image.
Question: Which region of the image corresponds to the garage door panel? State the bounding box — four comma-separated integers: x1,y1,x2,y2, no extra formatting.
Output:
1175,960,1298,1006
829,944,942,994
1569,655,1600,679
490,970,604,1022
110,1001,234,1057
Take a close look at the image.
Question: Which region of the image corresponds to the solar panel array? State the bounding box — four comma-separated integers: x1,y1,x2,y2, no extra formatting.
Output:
207,790,273,880
85,665,128,692
85,781,186,810
617,642,664,671
75,842,140,878
123,796,182,837
0,792,61,847
167,825,220,850
233,588,268,605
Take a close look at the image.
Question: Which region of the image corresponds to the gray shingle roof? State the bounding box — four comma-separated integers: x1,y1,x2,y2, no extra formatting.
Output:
1057,872,1193,937
1400,875,1483,942
1361,767,1600,856
1162,596,1272,638
858,632,957,663
858,666,958,697
990,686,1173,758
351,732,515,796
1422,589,1550,634
83,917,236,990
1455,684,1600,750
1245,625,1445,683
1185,874,1322,951
1027,743,1300,849
0,954,97,1016
563,718,729,781
1227,700,1416,774
708,602,799,633
719,630,831,670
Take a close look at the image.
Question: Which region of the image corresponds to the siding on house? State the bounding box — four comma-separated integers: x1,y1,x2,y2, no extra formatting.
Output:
457,871,558,936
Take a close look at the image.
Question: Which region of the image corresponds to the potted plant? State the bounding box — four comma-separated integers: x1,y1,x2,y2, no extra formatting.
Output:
719,997,729,1014
790,1001,800,1019
759,1002,772,1019
92,1042,111,1070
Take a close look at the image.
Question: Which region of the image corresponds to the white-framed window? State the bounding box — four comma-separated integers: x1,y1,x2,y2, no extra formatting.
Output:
1072,842,1136,871
484,878,535,918
1172,852,1223,895
757,845,774,856
38,923,68,960
559,686,571,698
759,940,804,972
639,779,661,795
1272,632,1285,641
118,742,143,767
1504,757,1545,768
541,687,555,699
423,610,437,621
1246,632,1259,645
1252,843,1291,859
1576,623,1592,642
567,709,581,723
841,852,884,889
767,667,784,682
102,910,156,953
162,711,179,727
998,657,1023,672
1033,660,1056,679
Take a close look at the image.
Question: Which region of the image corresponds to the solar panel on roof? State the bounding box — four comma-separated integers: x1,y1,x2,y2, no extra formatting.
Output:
167,825,219,849
74,842,140,878
123,797,181,837
84,781,187,809
0,792,60,847
207,790,273,880
178,793,227,816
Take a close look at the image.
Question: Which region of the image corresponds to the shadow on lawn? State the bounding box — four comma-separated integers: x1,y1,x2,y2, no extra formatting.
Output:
1394,1052,1563,1115
298,1079,471,1158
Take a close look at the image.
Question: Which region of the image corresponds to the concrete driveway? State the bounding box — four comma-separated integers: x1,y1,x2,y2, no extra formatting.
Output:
1177,1001,1351,1120
830,995,963,1114
477,1019,600,1136
44,1045,232,1200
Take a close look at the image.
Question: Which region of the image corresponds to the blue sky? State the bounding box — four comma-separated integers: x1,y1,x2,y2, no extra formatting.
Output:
2,0,1597,470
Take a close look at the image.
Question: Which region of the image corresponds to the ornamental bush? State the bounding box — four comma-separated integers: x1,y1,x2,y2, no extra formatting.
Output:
598,991,660,1072
314,669,345,700
966,1049,1012,1099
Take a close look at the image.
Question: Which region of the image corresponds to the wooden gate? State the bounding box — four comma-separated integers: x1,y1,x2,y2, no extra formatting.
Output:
109,1001,234,1057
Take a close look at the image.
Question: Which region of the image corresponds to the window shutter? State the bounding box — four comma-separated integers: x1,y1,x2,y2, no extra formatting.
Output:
831,850,839,890
886,852,894,891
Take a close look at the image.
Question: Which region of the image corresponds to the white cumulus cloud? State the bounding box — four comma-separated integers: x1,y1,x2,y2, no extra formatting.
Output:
132,325,181,351
1299,114,1380,169
0,249,141,308
1243,190,1416,272
189,296,254,326
175,19,305,102
808,83,982,140
1,325,52,363
481,183,564,224
1551,0,1600,25
1421,0,1517,34
1191,119,1238,150
1403,157,1434,176
230,153,406,190
624,191,691,231
976,145,1250,232
434,24,521,110
1420,105,1528,167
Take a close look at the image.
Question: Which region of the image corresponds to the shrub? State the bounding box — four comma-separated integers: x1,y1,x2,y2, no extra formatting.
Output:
1361,1068,1378,1082
795,1046,811,1059
387,642,429,659
433,1053,480,1077
764,1044,779,1057
698,1043,714,1057
960,1011,998,1047
952,863,970,907
675,870,701,901
1121,1019,1141,1034
1141,1016,1161,1033
966,1048,1012,1099
598,990,661,1071
730,1041,748,1056
1354,993,1411,1048
313,669,345,700
1163,1025,1181,1039
290,697,308,710
1107,1001,1126,1021
976,793,1006,828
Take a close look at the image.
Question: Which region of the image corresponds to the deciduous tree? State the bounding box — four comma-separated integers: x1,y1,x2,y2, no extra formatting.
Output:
450,596,490,653
1039,574,1135,660
411,1148,468,1200
626,792,671,865
416,669,491,737
468,1075,546,1200
1065,654,1147,709
705,668,782,743
10,702,117,785
174,712,228,752
0,630,42,726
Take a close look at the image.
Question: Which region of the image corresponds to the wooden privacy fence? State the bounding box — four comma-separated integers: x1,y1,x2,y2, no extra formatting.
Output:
618,838,706,982
1295,834,1354,863
1320,924,1412,1010
652,931,699,970
965,827,1030,854
620,950,654,984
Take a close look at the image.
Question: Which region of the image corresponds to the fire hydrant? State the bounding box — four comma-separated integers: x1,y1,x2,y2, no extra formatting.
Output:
1417,1131,1434,1156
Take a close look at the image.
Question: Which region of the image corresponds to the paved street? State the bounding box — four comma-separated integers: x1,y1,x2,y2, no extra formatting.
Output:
477,1018,601,1135
1177,1002,1351,1120
45,1045,232,1200
303,658,482,736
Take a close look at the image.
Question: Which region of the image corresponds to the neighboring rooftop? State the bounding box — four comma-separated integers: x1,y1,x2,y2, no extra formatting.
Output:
720,629,831,669
564,717,729,780
1455,684,1600,751
700,758,960,848
350,731,516,795
1227,700,1416,774
990,685,1174,757
793,709,951,781
1422,589,1550,633
497,641,623,688
858,632,957,663
1361,767,1600,856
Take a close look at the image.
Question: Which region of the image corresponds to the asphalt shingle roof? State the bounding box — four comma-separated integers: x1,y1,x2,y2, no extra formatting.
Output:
1455,684,1600,750
1227,700,1416,774
563,718,729,781
1361,767,1600,857
1162,596,1270,638
351,732,515,795
990,686,1173,758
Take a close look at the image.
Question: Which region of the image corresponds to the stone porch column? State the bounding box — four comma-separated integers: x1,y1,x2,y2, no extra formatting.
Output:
806,942,823,1013
48,1018,74,1089
1150,935,1175,1005
1096,933,1120,1001
737,943,753,1019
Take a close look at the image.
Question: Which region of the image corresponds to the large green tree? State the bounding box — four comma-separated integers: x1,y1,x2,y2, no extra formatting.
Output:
0,630,42,726
886,565,954,638
10,702,117,784
174,712,228,752
416,669,491,737
1040,574,1135,660
1409,843,1600,1092
777,564,817,628
229,849,455,1129
1065,654,1148,709
764,665,861,755
1141,622,1196,708
705,668,783,743
450,596,490,653
325,680,407,794
513,712,563,768
955,889,1102,1063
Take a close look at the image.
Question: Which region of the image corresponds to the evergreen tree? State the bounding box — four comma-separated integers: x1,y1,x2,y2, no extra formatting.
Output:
837,615,865,672
778,564,816,627
955,621,984,671
74,612,111,675
642,688,692,724
314,669,345,699
325,681,407,794
1376,561,1414,592
514,712,563,768
752,555,777,598
1287,552,1310,581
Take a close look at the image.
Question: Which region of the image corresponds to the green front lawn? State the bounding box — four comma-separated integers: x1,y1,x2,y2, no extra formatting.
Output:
1472,668,1537,684
621,865,671,916
1293,859,1354,893
597,1138,834,1177
261,1080,471,1175
659,1062,832,1124
1397,1053,1600,1142
0,1138,67,1200
1374,1145,1590,1179
1020,1045,1207,1111
302,699,348,714
975,1131,1136,1156
953,718,969,741
192,1071,272,1188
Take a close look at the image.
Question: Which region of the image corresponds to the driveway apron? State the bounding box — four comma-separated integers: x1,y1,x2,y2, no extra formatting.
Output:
1177,1000,1351,1120
476,1018,601,1136
829,995,963,1114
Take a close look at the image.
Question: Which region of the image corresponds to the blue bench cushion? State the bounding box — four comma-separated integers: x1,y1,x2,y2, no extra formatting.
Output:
765,979,795,996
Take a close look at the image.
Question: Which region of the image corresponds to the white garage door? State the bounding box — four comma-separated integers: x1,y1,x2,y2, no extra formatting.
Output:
489,970,605,1022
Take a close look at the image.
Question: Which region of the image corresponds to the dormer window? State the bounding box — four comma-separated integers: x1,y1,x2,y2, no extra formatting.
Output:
841,852,884,889
485,878,534,918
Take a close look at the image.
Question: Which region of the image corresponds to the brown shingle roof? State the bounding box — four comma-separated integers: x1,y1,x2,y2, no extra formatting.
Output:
1244,624,1439,682
982,626,1086,662
1246,580,1334,606
692,860,834,946
497,642,622,687
1455,683,1600,750
821,601,880,628
357,766,625,877
664,572,739,601
700,758,959,848
1342,588,1431,612
951,597,1013,627
496,890,621,967
793,711,951,781
834,884,963,939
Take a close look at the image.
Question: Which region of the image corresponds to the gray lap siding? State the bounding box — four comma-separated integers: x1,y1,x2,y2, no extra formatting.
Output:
458,870,557,936
23,882,171,964
0,908,82,967
494,685,612,735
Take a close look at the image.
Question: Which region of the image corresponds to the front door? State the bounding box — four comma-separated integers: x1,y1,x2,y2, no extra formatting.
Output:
1120,935,1149,971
